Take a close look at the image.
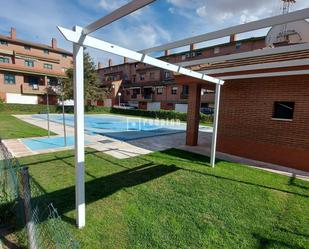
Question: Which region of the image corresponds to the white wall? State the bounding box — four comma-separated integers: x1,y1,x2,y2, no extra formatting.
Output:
175,104,188,113
104,99,112,107
58,99,74,106
147,102,161,111
6,93,38,104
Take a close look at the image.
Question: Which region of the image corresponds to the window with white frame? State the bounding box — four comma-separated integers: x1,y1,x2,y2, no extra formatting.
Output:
157,87,163,95
44,63,53,70
0,57,10,63
171,86,177,95
214,47,220,54
4,73,15,84
24,59,34,67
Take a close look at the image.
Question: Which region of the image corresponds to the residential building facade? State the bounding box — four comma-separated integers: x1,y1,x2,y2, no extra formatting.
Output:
98,35,266,111
0,28,73,105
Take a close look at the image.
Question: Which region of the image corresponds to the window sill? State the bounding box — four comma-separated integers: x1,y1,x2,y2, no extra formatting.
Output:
271,118,293,122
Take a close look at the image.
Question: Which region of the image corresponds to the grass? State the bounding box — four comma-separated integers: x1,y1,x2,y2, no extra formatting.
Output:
18,148,309,249
0,114,55,139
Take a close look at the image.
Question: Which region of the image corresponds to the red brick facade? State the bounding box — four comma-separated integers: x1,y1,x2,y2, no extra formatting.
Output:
217,75,309,171
186,83,201,146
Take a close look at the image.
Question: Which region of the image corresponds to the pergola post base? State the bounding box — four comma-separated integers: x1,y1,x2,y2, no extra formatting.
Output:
186,83,201,146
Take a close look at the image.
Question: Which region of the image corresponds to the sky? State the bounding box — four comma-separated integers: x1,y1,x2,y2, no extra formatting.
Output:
0,0,308,66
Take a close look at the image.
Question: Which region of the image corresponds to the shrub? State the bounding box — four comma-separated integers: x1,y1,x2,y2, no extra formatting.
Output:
110,108,213,123
0,103,213,123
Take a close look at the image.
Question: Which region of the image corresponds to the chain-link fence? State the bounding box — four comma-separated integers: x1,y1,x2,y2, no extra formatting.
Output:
0,139,80,249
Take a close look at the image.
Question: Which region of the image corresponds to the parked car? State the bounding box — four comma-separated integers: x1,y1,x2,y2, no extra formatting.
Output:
200,107,214,115
115,103,138,110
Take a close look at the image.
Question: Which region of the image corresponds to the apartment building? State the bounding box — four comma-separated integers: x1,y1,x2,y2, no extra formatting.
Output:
0,28,73,105
98,35,266,111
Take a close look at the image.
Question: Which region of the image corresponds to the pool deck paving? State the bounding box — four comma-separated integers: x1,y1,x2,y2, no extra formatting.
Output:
2,114,308,181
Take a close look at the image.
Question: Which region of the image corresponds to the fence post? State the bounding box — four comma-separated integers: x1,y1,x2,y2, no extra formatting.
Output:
20,167,38,249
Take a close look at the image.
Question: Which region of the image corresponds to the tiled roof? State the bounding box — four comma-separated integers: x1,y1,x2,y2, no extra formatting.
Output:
0,34,72,55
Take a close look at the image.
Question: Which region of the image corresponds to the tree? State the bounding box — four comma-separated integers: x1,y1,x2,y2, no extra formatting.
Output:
62,52,110,104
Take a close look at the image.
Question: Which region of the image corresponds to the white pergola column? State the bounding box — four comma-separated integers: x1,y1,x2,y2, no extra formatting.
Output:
210,82,222,167
73,26,85,228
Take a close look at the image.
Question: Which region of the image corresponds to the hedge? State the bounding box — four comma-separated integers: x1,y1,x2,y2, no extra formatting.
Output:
0,103,213,123
110,108,213,123
0,103,111,114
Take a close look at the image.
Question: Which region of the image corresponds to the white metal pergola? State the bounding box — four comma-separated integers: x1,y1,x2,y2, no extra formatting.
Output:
58,0,309,228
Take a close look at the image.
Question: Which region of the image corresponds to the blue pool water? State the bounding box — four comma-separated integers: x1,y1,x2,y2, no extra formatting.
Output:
32,114,186,141
22,136,91,151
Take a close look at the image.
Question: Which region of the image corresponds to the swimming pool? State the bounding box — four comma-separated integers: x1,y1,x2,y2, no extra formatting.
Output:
32,114,186,141
22,136,91,151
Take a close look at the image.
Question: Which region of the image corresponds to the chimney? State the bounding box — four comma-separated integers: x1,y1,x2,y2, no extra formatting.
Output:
98,62,103,69
10,27,16,39
108,59,113,67
51,38,57,48
190,43,196,51
164,50,171,56
123,57,128,64
230,34,237,43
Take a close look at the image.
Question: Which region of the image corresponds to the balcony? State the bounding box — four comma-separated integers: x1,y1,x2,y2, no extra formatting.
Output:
21,84,47,95
180,93,188,99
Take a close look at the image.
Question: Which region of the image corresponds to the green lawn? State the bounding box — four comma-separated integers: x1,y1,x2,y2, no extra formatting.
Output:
0,114,54,139
18,149,309,249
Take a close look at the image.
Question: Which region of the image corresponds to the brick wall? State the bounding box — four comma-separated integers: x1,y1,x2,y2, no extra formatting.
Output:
217,75,309,171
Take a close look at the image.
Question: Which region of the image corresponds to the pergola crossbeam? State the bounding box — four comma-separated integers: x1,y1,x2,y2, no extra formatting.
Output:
58,26,223,85
140,8,309,54
179,43,309,67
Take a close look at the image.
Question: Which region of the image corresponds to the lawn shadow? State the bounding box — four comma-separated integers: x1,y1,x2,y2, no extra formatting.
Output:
252,233,306,249
29,161,180,226
160,149,309,198
288,174,309,190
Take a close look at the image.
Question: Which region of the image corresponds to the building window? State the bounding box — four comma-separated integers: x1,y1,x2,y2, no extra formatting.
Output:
157,87,163,95
182,85,189,95
47,77,58,86
164,71,171,79
24,45,31,50
4,73,15,84
214,47,220,54
171,87,177,95
43,49,49,54
44,63,53,70
62,54,67,58
196,51,202,56
273,101,295,120
236,42,242,49
27,76,39,85
24,60,34,67
132,75,136,83
150,72,155,80
140,74,145,81
0,57,10,63
0,40,8,46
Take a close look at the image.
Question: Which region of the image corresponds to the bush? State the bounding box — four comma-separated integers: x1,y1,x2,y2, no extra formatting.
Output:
110,108,213,123
0,103,57,114
0,103,213,123
0,103,111,114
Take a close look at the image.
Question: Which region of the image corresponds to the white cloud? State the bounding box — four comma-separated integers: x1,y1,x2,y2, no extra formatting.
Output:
98,0,129,11
196,6,206,17
168,0,309,25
